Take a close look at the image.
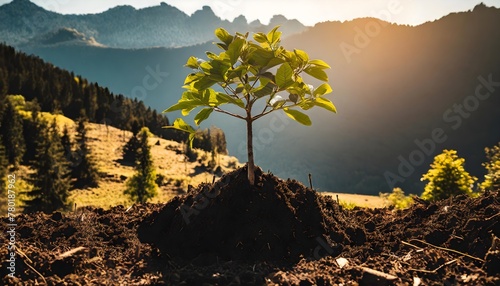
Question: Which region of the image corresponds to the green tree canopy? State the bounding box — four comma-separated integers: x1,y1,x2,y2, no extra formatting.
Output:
72,118,100,188
0,98,25,167
420,149,477,201
124,127,158,203
165,26,336,185
24,120,71,213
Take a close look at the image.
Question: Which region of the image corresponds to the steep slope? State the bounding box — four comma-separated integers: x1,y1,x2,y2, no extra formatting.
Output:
272,3,500,194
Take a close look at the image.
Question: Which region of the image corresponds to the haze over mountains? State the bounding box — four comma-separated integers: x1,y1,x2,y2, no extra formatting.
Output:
0,0,307,48
1,1,499,195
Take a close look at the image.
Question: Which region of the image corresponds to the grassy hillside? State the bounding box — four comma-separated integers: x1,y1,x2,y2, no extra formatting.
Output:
1,115,241,213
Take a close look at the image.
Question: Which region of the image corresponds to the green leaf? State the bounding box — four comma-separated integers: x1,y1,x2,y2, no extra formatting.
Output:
200,89,219,106
266,26,281,44
252,82,275,98
185,56,199,69
309,59,331,69
299,99,315,110
315,97,337,113
206,51,219,60
164,118,195,134
304,66,329,81
275,63,293,89
193,77,217,91
215,28,233,45
294,49,309,62
194,108,214,125
164,100,199,113
262,57,285,72
253,32,268,44
182,106,197,116
184,73,204,85
226,38,244,65
313,83,333,97
247,45,275,67
283,108,312,126
216,43,228,51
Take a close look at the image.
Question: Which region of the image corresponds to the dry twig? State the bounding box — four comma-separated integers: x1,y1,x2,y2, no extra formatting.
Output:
409,239,485,262
15,247,47,284
408,259,457,274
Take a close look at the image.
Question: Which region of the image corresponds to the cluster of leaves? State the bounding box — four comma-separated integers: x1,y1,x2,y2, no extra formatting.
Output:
420,149,477,202
380,187,414,209
166,26,335,134
165,26,335,184
124,127,158,203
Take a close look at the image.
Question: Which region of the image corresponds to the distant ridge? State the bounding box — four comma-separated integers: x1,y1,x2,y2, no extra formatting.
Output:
27,27,105,47
0,0,308,49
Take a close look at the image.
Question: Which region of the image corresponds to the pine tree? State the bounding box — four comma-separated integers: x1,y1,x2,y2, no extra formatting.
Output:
60,125,73,163
122,134,140,165
22,98,41,164
72,118,99,188
0,100,25,168
24,120,71,213
124,127,158,203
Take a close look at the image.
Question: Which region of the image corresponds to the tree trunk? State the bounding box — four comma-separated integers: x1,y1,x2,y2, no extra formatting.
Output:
246,118,255,185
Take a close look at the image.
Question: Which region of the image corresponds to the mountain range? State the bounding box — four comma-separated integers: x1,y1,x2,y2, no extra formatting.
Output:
1,1,499,195
0,0,307,49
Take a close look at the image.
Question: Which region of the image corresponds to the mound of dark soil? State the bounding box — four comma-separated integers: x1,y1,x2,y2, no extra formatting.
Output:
138,166,353,263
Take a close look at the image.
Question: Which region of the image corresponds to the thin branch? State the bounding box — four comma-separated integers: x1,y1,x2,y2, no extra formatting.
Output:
15,248,47,284
401,241,424,250
253,108,277,121
213,107,246,120
409,239,485,262
218,83,238,98
408,259,457,274
253,100,304,121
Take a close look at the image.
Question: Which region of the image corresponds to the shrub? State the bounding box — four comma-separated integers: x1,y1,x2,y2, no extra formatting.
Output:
380,187,414,209
480,142,500,191
420,149,477,201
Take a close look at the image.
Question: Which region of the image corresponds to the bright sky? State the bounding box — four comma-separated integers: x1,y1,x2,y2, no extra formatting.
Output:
1,0,499,26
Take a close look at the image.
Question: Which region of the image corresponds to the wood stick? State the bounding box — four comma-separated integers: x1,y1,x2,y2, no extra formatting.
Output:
360,266,398,280
408,259,457,274
15,248,46,284
409,239,485,262
57,246,87,259
401,241,423,250
308,173,313,189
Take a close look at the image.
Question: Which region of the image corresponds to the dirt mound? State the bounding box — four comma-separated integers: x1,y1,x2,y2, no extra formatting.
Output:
138,166,359,263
